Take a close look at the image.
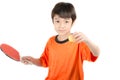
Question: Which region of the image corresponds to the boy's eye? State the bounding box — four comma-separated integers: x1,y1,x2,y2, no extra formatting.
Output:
65,21,69,23
56,21,59,23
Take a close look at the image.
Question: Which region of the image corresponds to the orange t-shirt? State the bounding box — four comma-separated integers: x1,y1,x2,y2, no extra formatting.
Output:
39,36,97,80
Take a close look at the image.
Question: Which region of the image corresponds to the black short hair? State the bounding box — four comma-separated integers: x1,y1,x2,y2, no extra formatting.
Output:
51,2,76,23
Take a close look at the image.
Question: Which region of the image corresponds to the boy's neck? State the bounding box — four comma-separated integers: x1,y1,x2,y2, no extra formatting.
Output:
57,33,71,41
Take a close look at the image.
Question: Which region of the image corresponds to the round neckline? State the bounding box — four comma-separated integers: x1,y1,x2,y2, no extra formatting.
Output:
55,35,69,44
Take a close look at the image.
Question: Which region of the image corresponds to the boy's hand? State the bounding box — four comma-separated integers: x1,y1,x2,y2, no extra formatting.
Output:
21,56,33,65
71,32,89,43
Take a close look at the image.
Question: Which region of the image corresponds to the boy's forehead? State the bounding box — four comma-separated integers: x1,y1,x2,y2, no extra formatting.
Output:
54,15,71,19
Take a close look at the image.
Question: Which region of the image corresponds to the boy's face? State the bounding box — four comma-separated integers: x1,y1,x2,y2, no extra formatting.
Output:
53,15,73,36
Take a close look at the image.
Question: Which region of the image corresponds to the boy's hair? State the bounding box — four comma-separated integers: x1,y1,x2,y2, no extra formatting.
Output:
51,2,76,23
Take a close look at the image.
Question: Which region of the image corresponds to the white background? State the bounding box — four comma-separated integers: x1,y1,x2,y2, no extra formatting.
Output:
0,0,120,80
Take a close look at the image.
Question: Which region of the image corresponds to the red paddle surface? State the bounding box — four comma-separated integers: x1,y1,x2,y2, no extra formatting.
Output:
0,43,20,61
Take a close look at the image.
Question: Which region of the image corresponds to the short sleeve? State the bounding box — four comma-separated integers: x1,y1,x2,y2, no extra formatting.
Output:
39,42,49,67
80,42,98,62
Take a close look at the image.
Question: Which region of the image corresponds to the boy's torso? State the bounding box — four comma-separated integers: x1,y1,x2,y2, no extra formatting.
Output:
45,36,83,80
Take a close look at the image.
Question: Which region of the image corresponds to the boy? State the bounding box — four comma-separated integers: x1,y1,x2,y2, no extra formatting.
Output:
21,2,100,80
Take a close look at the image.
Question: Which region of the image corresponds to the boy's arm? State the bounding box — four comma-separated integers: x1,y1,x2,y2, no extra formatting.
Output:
73,32,100,57
31,58,42,66
84,39,100,56
21,56,42,66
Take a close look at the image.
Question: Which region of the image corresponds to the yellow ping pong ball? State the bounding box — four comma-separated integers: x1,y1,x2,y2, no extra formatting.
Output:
68,35,74,42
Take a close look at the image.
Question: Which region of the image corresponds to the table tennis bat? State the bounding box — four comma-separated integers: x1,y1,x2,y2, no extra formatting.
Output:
0,43,20,61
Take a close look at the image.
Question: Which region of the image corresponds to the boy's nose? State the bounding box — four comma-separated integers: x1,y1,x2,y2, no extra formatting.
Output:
59,23,65,28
